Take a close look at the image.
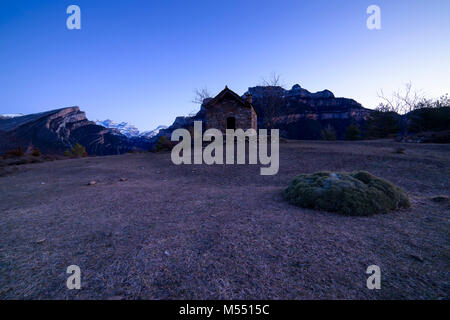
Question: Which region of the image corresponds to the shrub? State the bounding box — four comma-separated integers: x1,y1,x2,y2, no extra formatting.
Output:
407,107,450,133
64,149,71,157
365,111,400,138
345,124,362,140
3,146,25,159
31,148,41,157
71,143,88,157
321,125,337,141
284,171,411,216
152,136,175,152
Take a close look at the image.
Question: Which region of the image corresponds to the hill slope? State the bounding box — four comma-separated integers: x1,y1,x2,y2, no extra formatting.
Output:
0,107,151,155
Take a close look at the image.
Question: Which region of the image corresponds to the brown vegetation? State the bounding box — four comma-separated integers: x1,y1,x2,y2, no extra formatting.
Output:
31,148,42,157
0,140,448,299
2,146,24,159
152,136,176,152
71,143,88,157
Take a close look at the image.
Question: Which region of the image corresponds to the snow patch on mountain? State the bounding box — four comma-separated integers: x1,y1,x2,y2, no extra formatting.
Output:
96,120,167,138
0,113,24,119
95,119,140,138
140,125,168,138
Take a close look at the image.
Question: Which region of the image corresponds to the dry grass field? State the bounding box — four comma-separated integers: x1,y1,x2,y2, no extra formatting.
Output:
0,140,449,299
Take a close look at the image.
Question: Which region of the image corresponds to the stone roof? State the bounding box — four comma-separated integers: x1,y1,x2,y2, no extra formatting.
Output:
205,86,253,109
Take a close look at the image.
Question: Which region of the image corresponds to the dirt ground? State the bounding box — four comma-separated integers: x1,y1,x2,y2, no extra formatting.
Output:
0,140,449,300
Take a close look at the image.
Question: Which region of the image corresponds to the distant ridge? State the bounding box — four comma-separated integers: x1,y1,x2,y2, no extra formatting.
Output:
0,113,24,119
0,107,152,155
95,119,140,138
95,119,168,138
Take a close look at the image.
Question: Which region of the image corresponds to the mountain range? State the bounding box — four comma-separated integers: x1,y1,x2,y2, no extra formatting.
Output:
0,107,153,155
95,119,167,138
0,83,373,156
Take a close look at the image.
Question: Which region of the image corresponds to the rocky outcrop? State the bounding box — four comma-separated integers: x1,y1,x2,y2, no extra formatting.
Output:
245,84,373,139
156,111,206,141
0,107,152,155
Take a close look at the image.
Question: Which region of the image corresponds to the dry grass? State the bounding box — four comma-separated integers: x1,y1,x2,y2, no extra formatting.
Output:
0,140,449,300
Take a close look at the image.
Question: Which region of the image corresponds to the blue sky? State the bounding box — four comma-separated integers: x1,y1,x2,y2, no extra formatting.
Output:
1,0,449,131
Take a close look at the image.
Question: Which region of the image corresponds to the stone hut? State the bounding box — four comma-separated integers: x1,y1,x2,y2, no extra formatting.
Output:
204,86,257,133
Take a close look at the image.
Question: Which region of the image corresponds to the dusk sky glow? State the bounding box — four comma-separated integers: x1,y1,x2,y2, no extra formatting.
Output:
1,0,449,131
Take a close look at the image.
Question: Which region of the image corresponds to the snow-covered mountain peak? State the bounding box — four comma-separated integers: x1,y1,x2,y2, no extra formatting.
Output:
95,119,167,139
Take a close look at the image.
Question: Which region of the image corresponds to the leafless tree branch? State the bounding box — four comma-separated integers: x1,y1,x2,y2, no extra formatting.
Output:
259,73,285,129
192,87,211,105
377,82,425,114
261,72,284,88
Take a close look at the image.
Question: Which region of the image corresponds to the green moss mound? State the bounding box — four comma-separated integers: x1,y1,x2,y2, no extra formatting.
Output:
284,171,411,216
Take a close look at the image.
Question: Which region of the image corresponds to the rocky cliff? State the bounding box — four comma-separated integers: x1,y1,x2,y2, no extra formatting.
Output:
0,107,151,155
245,84,373,139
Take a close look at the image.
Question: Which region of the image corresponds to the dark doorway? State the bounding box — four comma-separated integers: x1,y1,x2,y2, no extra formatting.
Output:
226,117,236,130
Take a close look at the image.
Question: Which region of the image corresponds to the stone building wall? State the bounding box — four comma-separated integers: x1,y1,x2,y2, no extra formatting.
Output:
205,98,257,133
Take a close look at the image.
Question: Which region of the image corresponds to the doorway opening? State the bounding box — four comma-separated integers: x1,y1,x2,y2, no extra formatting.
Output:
226,117,236,130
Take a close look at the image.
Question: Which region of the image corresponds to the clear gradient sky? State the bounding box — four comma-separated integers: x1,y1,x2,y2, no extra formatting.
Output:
1,0,449,131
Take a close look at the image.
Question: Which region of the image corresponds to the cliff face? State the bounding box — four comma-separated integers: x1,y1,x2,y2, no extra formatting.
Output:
245,84,373,139
0,107,150,155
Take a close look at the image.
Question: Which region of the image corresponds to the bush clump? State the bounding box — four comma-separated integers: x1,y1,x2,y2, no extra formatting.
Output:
71,143,88,157
31,148,41,157
152,136,175,152
345,124,362,140
321,125,337,141
284,171,411,216
2,146,25,159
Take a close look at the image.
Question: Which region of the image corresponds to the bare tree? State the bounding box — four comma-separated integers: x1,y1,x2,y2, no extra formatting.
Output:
259,73,285,129
261,72,284,88
376,82,428,137
192,87,211,106
377,82,425,114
